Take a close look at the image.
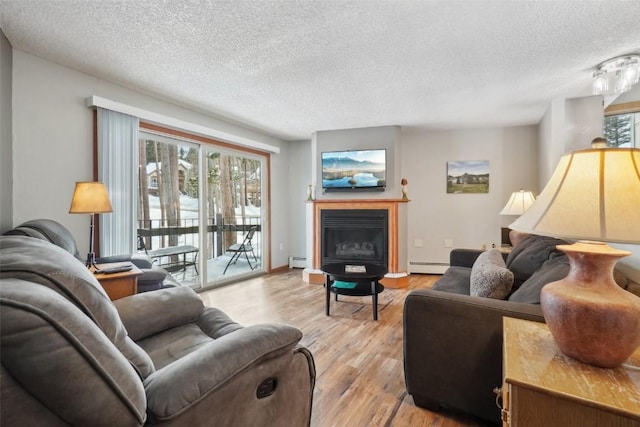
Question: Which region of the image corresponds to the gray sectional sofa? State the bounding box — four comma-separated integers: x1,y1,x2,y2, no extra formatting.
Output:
0,235,315,426
403,233,571,424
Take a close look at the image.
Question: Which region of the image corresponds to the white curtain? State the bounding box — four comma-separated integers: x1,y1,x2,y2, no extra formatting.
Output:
97,108,139,256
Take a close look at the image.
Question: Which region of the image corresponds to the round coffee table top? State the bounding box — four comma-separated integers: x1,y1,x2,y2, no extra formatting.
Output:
321,262,387,282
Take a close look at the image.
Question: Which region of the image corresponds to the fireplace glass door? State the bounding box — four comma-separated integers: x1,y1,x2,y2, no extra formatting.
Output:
321,209,388,267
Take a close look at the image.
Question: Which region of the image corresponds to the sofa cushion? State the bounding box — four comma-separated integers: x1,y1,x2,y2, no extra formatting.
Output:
508,254,570,304
432,266,472,295
506,234,568,289
470,249,514,299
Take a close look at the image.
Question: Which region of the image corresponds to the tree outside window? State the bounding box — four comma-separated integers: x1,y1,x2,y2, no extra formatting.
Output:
604,112,638,148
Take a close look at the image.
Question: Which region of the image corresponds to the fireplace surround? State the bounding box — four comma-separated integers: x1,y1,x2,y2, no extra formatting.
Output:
304,199,408,288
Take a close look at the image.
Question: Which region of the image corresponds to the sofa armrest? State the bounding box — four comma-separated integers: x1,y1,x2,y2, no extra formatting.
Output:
449,249,484,267
143,324,303,423
403,289,543,423
97,254,154,269
113,286,204,341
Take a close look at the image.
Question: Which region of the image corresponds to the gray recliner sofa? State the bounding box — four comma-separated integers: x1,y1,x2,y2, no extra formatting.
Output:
0,235,315,426
4,218,177,291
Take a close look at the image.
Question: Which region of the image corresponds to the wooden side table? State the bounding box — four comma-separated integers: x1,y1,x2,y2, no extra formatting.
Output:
93,263,142,300
502,317,640,426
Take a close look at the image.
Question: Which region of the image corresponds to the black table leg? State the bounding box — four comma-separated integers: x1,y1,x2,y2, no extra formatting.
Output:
325,274,331,316
371,280,378,321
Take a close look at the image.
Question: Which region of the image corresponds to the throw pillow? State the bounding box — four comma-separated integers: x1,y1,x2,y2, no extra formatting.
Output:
505,234,568,290
508,255,570,304
470,248,514,299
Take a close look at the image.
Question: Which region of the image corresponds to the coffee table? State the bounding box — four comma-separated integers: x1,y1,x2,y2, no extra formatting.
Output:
321,262,387,320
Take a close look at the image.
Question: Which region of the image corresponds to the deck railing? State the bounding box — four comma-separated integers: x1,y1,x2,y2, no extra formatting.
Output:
137,214,261,257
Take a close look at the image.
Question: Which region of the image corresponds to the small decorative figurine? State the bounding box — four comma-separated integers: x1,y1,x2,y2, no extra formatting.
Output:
401,178,408,200
307,184,314,201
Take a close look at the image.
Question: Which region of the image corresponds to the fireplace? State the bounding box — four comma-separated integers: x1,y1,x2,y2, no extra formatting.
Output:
305,199,409,288
321,209,388,266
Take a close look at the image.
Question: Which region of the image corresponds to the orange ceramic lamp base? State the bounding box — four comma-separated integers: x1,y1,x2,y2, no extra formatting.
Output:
541,241,640,368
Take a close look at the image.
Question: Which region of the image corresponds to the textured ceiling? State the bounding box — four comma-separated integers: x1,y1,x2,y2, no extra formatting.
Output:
1,0,639,141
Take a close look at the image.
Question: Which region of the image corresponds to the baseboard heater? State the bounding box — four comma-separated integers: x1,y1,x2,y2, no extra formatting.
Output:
409,261,449,275
288,256,307,269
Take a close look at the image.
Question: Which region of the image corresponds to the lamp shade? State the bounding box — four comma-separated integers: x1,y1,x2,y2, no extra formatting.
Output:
69,182,113,214
499,189,536,216
509,148,640,244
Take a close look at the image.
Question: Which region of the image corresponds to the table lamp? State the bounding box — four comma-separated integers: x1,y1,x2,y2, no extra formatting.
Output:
69,181,113,268
500,189,536,246
509,147,640,368
499,189,536,216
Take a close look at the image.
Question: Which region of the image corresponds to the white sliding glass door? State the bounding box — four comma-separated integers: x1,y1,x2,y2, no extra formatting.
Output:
202,146,264,285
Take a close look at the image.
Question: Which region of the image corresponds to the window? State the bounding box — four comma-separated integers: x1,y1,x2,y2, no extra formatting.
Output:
604,101,640,148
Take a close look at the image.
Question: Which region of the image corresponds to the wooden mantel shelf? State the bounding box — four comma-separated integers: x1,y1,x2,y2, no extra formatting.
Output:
304,198,409,288
307,198,410,204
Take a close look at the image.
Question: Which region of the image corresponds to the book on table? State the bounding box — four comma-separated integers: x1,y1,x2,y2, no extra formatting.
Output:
345,265,366,273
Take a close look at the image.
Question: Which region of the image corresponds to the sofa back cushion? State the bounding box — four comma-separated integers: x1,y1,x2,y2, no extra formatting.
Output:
0,236,154,378
1,278,147,425
470,249,514,299
508,254,570,303
5,219,82,260
506,234,568,289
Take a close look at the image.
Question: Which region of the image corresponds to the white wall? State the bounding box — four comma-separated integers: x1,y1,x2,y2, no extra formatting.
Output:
288,140,312,259
538,95,604,186
10,50,291,268
401,126,538,271
0,30,12,233
538,98,566,188
565,95,604,152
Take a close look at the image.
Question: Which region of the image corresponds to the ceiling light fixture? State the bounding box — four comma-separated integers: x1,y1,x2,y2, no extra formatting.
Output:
592,54,640,96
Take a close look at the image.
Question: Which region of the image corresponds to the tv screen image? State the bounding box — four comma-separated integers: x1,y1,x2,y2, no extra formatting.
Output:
321,149,386,190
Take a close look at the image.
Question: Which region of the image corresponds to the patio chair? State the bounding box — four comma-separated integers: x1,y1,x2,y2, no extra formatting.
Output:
223,226,258,274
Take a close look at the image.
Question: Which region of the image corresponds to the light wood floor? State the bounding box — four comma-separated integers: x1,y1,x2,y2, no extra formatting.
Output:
199,270,486,427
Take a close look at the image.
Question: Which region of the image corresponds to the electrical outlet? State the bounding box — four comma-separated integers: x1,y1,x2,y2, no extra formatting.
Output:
444,239,453,248
414,238,423,248
279,243,284,250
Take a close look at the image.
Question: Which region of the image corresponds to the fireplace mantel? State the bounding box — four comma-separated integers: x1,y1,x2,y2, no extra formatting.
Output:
303,199,409,288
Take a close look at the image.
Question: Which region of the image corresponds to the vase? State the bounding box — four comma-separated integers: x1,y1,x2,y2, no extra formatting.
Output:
540,241,640,368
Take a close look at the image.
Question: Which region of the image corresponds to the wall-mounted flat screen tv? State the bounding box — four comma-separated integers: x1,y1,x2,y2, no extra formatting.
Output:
321,149,386,191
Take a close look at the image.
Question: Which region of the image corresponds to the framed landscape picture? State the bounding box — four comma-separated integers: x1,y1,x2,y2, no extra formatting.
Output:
446,160,490,194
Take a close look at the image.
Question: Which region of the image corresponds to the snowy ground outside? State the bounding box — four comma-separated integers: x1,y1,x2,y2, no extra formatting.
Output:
142,194,263,285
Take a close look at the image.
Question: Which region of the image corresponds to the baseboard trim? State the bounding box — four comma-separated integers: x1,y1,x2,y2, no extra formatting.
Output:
408,261,449,275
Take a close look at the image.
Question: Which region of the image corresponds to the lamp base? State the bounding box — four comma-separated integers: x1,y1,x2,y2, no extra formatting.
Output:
85,252,98,270
541,241,640,368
